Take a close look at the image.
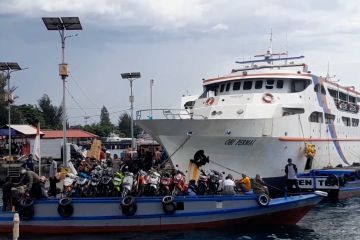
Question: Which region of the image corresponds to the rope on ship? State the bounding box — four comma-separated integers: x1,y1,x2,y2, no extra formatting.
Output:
159,134,192,168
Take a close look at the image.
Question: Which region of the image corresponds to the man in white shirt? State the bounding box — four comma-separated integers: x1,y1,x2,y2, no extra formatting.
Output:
222,174,236,195
285,158,301,194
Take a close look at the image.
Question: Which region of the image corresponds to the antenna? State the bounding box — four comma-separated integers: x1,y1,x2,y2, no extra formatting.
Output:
269,28,273,55
326,62,330,80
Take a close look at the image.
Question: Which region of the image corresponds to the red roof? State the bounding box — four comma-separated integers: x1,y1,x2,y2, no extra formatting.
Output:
42,129,98,139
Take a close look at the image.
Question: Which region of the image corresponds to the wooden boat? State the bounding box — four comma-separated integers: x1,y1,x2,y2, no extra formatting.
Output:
0,191,327,234
298,168,360,199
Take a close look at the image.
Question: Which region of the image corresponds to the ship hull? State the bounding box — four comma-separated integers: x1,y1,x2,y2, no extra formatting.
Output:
0,194,324,234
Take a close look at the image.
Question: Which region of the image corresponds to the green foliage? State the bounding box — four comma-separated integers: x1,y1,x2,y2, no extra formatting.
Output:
37,94,62,129
0,73,7,126
118,113,142,138
100,106,112,126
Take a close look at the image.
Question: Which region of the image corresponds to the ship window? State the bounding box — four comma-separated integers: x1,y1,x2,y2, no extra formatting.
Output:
342,117,351,126
309,112,323,123
321,85,326,95
352,118,359,127
328,88,338,99
339,92,347,101
265,79,274,89
349,96,356,103
255,80,263,89
325,113,335,124
220,84,225,92
225,83,231,92
314,83,320,92
243,81,252,90
233,82,241,91
276,80,284,89
291,79,309,93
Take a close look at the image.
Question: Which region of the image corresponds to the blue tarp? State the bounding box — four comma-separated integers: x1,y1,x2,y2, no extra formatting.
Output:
0,129,16,136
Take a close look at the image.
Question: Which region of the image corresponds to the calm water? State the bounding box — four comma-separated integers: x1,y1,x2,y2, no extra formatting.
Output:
1,196,359,240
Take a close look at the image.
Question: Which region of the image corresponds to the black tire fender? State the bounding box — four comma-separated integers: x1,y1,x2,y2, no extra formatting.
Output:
256,194,270,207
19,198,34,220
162,195,176,214
58,197,74,218
121,195,137,216
326,174,338,186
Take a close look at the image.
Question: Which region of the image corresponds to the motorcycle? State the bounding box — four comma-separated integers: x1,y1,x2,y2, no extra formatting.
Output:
121,168,135,198
197,169,208,195
159,172,173,196
135,169,149,196
62,173,77,198
76,172,91,197
172,169,187,196
147,169,161,196
208,170,223,195
112,171,125,197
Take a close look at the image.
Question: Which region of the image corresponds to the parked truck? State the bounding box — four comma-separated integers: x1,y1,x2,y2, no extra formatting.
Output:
29,138,83,160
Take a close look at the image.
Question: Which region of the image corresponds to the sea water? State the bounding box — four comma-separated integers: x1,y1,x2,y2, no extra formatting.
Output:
1,192,359,240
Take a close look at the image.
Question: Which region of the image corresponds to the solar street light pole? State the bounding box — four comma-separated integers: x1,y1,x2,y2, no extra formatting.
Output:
121,72,141,150
42,17,82,167
0,62,25,158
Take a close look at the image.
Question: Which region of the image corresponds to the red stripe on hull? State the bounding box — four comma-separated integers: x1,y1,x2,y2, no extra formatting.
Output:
0,205,315,234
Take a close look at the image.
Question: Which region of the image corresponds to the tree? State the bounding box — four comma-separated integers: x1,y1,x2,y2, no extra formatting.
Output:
0,73,7,126
118,113,142,138
37,94,62,129
100,106,111,126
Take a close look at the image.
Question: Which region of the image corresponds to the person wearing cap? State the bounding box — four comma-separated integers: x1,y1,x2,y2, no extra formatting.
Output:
222,174,236,195
285,158,301,193
21,154,34,171
14,169,43,199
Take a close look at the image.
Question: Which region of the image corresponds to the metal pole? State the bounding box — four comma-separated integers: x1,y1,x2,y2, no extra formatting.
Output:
150,79,153,119
60,28,67,167
130,79,134,150
7,72,11,157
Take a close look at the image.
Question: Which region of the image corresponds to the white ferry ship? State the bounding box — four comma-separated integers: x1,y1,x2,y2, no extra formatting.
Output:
136,42,360,184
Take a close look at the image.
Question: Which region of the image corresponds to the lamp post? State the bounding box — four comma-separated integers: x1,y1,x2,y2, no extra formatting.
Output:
42,17,82,167
150,79,154,119
0,62,25,157
121,72,141,150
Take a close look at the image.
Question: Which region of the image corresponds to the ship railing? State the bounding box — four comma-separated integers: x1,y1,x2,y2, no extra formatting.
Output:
136,109,206,120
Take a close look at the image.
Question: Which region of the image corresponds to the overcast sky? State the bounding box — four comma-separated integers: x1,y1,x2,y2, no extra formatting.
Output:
1,0,360,126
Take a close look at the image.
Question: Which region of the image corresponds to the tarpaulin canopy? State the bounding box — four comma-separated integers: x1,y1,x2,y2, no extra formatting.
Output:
0,129,16,136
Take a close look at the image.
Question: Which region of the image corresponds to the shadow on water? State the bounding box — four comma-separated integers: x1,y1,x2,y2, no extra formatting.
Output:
1,197,360,240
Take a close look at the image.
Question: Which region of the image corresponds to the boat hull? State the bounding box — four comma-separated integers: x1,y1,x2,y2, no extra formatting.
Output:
137,118,360,181
0,194,324,234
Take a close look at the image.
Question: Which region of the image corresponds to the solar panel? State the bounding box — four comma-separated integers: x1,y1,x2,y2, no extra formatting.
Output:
42,17,63,30
6,62,21,70
121,72,141,79
0,62,9,71
61,17,82,30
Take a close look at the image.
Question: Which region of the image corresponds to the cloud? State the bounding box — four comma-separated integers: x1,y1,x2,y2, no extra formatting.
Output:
204,23,229,32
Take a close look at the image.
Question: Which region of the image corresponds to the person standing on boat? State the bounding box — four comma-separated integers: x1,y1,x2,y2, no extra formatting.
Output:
21,154,35,171
48,157,58,197
285,158,301,194
2,177,13,211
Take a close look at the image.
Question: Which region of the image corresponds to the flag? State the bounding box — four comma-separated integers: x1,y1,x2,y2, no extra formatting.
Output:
32,123,41,175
